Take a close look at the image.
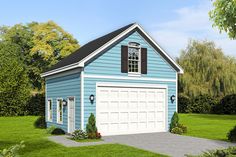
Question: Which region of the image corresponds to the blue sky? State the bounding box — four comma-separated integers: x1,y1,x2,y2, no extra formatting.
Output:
1,0,235,57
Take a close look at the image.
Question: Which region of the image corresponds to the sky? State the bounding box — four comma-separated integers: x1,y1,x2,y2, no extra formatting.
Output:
1,0,236,57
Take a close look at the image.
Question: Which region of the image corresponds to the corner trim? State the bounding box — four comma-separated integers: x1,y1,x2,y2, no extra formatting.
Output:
80,69,84,130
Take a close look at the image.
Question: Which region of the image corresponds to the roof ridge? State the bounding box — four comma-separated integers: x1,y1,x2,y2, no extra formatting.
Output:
45,23,135,72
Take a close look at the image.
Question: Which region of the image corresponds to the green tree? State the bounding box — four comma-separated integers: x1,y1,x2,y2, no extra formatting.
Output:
178,40,236,98
0,21,79,90
86,113,97,134
0,42,31,116
209,0,236,39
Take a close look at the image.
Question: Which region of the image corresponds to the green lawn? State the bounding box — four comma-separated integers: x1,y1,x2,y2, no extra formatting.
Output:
0,116,166,157
179,114,236,141
72,138,103,143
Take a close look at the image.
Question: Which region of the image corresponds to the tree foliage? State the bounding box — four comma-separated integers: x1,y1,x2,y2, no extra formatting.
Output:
0,42,31,116
178,40,236,98
86,113,97,134
0,21,79,90
209,0,236,39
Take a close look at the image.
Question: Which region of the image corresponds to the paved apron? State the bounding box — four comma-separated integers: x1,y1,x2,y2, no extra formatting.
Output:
48,132,236,157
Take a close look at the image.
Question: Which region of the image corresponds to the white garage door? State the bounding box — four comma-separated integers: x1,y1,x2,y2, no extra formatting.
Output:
96,84,167,136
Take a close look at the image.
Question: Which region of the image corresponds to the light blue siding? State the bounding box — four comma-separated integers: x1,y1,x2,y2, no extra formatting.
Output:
83,31,177,130
84,31,176,79
46,72,81,132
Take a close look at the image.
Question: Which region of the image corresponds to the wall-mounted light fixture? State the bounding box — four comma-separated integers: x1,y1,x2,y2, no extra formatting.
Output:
170,95,176,104
62,99,67,106
89,94,95,104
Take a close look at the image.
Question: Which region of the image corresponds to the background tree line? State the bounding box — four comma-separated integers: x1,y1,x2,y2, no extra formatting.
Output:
177,0,236,114
0,21,79,116
177,40,236,114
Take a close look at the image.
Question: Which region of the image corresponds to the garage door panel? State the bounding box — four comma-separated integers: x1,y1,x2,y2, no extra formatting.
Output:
99,112,109,122
148,121,155,129
148,111,155,121
139,122,147,130
97,85,166,136
120,101,129,110
110,101,119,110
130,122,138,130
138,102,146,110
110,123,119,131
120,112,128,122
120,123,129,131
110,112,119,122
130,112,138,122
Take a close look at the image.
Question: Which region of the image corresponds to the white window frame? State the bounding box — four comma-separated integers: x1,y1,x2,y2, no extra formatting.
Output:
47,99,53,122
57,98,63,124
128,42,141,75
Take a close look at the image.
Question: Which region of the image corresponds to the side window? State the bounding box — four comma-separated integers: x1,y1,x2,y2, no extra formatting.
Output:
57,99,63,124
47,99,52,121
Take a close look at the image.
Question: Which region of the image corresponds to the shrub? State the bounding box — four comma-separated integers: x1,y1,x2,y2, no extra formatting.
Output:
72,130,88,140
86,113,97,134
0,141,25,157
170,112,179,131
177,123,187,133
186,147,236,157
218,94,236,114
96,132,102,139
51,128,65,135
170,112,187,135
87,132,102,139
171,127,183,135
228,125,236,142
25,93,45,116
46,125,56,134
178,94,191,113
34,116,46,129
188,95,217,113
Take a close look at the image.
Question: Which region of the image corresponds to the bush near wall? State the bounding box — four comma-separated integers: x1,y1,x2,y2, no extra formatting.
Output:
178,94,191,113
25,93,45,116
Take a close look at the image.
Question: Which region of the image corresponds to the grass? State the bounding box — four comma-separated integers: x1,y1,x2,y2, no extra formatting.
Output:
72,138,103,143
179,114,236,141
0,116,167,157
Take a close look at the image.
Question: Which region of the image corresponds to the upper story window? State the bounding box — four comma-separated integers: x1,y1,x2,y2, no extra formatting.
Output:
57,99,63,124
128,42,141,73
47,99,52,122
121,43,147,75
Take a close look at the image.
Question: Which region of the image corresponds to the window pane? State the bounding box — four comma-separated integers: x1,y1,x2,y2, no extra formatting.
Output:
128,45,140,73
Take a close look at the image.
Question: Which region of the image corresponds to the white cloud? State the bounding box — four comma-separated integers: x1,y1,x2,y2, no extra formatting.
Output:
150,1,236,57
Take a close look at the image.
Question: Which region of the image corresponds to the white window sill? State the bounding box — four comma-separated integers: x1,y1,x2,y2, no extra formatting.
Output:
128,73,141,77
57,122,63,125
47,119,53,122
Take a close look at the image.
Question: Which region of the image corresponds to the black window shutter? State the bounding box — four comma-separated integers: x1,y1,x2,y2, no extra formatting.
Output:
121,45,128,73
141,48,147,74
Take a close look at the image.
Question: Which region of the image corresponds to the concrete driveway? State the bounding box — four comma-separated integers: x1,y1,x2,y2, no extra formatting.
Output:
103,132,236,157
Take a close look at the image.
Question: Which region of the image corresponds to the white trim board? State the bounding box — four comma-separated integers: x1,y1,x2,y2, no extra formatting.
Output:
96,82,168,89
84,74,176,82
80,69,84,130
41,23,183,77
45,68,82,80
67,96,76,133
